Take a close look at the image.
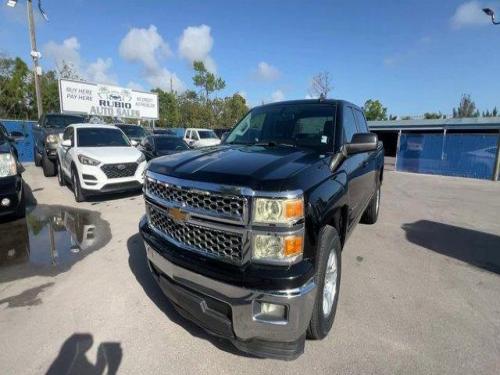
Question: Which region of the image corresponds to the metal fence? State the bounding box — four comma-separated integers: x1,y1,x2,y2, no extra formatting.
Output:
396,133,499,180
1,119,36,163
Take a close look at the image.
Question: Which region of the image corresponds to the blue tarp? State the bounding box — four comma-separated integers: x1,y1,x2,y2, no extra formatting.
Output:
396,133,498,180
1,120,36,163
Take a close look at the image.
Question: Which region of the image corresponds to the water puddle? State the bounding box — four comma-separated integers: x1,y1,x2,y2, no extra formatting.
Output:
0,204,111,283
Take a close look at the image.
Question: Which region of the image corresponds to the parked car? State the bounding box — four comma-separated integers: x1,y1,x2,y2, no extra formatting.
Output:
0,129,25,218
33,113,87,177
115,124,150,144
56,124,147,202
139,99,384,359
183,128,221,148
138,135,190,161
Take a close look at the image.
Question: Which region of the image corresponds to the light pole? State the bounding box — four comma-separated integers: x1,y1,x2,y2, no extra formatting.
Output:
483,8,500,25
6,0,49,119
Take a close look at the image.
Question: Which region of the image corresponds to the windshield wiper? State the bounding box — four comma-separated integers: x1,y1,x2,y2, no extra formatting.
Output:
254,141,295,147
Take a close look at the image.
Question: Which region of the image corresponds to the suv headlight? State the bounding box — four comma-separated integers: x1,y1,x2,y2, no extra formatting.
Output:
45,134,60,144
252,197,304,225
137,153,146,163
0,153,17,177
252,232,304,264
77,154,100,166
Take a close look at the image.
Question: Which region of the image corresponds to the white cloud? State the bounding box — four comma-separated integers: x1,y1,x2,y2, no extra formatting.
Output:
44,37,116,84
451,1,490,29
126,81,145,91
178,24,216,73
119,25,185,92
119,25,171,71
271,89,285,102
255,62,281,81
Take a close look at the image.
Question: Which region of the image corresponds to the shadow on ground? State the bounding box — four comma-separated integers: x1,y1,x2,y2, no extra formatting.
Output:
45,333,122,375
126,233,256,358
402,220,500,274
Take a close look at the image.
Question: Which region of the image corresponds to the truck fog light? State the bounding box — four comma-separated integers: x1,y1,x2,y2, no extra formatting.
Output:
255,302,287,322
1,198,11,207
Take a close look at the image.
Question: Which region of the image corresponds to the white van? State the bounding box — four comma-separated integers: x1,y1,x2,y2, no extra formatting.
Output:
183,128,221,148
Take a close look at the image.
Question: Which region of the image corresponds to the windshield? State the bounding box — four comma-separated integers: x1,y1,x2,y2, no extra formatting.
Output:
198,130,218,139
117,125,148,138
155,137,189,151
77,128,130,147
45,115,85,128
225,103,336,152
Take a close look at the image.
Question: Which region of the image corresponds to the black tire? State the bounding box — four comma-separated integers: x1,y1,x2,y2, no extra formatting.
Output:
57,159,66,186
361,184,381,225
34,147,41,167
72,168,85,202
14,182,26,219
42,153,56,177
307,225,342,340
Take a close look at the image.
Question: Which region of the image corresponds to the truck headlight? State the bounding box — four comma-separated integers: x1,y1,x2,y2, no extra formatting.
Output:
0,153,17,177
253,197,304,224
78,154,100,166
45,134,60,144
253,233,304,264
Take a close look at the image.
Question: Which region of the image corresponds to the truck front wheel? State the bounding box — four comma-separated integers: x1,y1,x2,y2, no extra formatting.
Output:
307,225,342,340
42,152,56,177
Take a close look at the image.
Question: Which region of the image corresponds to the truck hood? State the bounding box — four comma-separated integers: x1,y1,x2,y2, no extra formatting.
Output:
148,145,325,190
76,147,142,164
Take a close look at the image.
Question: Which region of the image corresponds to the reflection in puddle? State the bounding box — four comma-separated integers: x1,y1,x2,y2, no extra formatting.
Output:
0,205,111,282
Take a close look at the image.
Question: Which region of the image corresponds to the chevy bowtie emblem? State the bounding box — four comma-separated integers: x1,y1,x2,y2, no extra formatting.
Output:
168,207,189,223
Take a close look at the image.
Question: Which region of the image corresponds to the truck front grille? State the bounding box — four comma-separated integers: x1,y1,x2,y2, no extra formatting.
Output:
145,178,247,222
101,163,137,178
147,203,243,262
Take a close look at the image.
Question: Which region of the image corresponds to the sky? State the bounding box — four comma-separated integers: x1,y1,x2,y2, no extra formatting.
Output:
0,0,499,116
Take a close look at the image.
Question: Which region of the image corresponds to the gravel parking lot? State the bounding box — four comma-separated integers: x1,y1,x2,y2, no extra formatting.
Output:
1,165,499,374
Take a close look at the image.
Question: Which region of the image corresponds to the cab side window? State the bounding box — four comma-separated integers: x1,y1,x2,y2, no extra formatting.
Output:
343,107,359,143
354,109,369,133
185,130,191,139
192,131,199,141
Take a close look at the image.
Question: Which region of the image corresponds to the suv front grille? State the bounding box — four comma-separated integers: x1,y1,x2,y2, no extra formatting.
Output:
145,178,247,221
147,203,243,262
101,163,137,178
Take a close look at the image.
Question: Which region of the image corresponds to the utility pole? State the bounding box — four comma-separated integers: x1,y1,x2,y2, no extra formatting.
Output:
27,0,43,119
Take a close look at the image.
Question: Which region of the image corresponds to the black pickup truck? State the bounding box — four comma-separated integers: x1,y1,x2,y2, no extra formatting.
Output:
139,99,384,360
33,113,87,177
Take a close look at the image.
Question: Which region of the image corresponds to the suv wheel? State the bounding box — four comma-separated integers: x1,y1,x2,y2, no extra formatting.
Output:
307,225,342,340
34,147,41,167
42,152,56,177
72,168,85,202
57,159,66,186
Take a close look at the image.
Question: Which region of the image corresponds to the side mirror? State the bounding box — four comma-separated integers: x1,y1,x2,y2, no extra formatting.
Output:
9,131,25,142
61,139,72,148
131,140,138,147
345,133,378,155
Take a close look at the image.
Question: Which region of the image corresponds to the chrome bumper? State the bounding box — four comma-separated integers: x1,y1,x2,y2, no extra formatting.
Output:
145,242,317,345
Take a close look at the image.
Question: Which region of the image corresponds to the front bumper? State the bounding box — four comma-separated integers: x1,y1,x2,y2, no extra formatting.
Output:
141,223,317,360
78,161,146,193
0,175,22,217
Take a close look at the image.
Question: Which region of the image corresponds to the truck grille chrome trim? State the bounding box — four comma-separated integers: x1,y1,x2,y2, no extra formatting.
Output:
145,173,249,224
146,202,244,263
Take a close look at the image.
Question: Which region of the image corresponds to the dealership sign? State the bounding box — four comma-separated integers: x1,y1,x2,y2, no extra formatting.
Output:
59,79,158,119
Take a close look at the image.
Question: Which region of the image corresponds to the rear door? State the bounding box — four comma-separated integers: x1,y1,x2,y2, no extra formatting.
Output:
353,109,377,207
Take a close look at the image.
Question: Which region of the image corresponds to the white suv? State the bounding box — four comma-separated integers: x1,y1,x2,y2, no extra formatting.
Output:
183,128,221,148
56,124,147,202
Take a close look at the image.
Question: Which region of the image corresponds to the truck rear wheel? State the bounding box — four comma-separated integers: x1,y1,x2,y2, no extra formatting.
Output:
361,184,381,225
307,225,342,340
34,147,41,167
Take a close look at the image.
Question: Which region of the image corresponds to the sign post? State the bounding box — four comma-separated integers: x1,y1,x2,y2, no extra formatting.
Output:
59,79,159,120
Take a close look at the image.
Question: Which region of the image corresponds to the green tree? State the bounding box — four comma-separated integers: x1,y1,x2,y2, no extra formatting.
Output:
453,94,478,118
423,112,443,119
152,88,180,127
0,56,33,118
363,99,388,121
218,93,248,128
192,61,226,100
